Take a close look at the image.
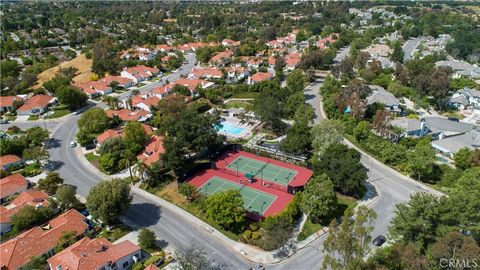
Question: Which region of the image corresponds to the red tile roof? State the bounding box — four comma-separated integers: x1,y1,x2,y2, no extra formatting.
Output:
151,83,174,95
175,78,208,91
156,44,172,52
0,209,88,270
0,96,22,108
105,109,150,122
123,65,160,77
0,174,27,199
192,68,223,78
131,95,161,109
0,190,49,223
211,51,233,63
17,95,56,112
137,135,165,166
96,129,124,145
145,264,160,270
99,76,133,86
0,155,21,167
251,72,273,82
47,238,141,270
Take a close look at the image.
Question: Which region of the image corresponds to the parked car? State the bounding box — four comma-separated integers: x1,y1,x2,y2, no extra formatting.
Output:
0,118,8,124
70,141,77,148
448,117,459,122
372,235,387,246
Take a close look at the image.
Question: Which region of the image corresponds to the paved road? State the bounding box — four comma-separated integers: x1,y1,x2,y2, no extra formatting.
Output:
403,37,423,61
117,53,197,100
304,79,324,124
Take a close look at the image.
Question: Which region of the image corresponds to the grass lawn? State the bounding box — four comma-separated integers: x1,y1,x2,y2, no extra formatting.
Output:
5,114,17,121
84,152,101,169
97,224,132,242
232,92,259,99
297,194,357,241
28,115,40,121
92,96,102,101
225,100,253,111
45,109,71,119
138,83,147,87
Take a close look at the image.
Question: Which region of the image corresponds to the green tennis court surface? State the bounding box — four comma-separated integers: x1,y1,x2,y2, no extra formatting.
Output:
199,176,276,215
226,156,298,186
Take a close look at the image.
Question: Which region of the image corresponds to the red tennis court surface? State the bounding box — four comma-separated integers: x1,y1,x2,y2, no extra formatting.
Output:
189,169,293,218
215,150,313,189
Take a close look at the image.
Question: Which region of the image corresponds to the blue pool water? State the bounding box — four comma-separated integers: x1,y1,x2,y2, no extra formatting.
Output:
217,121,245,136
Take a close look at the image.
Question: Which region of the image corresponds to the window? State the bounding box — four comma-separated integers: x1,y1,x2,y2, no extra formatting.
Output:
122,261,129,268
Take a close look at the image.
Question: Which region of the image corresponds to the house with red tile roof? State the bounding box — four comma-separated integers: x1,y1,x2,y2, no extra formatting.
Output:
95,124,153,149
120,47,155,61
0,174,28,203
150,83,174,99
285,52,302,70
211,51,233,65
175,78,213,94
48,237,144,270
131,95,161,112
0,155,23,171
268,56,277,68
155,44,173,52
316,33,339,50
248,72,274,85
240,56,264,69
0,96,24,113
75,81,113,98
106,109,151,122
16,95,58,116
0,190,49,235
137,135,165,166
120,65,160,85
99,76,134,89
227,66,249,81
221,38,240,47
144,264,160,270
0,209,89,270
191,68,223,79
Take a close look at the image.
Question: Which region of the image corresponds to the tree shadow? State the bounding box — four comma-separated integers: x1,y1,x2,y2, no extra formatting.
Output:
362,181,378,202
43,160,65,171
43,138,62,149
154,239,169,249
304,94,316,101
124,203,162,228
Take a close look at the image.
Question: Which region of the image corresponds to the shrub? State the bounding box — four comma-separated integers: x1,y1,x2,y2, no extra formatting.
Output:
243,230,252,240
143,255,163,267
132,262,144,270
252,231,261,240
249,223,259,231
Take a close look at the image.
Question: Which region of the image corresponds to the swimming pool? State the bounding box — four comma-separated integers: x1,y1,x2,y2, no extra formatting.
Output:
217,121,245,136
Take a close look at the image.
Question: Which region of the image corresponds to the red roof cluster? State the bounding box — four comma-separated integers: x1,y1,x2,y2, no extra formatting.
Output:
192,68,223,78
0,209,89,270
0,96,23,108
175,78,208,91
211,51,233,63
105,108,150,122
0,190,49,224
122,65,160,79
251,72,273,82
316,33,339,49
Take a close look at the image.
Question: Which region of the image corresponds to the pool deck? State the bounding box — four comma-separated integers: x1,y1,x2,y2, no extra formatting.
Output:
216,117,258,139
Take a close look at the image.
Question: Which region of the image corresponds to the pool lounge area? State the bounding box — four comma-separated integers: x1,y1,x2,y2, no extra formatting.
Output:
216,119,256,139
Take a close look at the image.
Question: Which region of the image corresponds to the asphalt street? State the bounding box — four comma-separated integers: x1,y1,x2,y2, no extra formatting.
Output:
117,53,197,100
403,37,423,61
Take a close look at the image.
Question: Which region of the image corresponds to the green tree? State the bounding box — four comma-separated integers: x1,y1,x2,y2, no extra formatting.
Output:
294,104,315,125
138,228,156,249
172,84,190,96
311,119,343,157
98,137,126,157
453,147,473,170
280,121,311,155
428,232,480,269
300,173,338,223
77,108,110,144
99,153,117,174
175,242,223,270
353,121,371,142
86,179,133,225
286,91,305,118
365,242,430,270
43,75,71,93
38,172,64,195
315,143,367,198
286,69,305,93
55,185,81,211
178,183,199,202
92,38,120,76
119,149,137,182
406,140,436,182
55,85,88,110
322,206,377,270
11,205,52,231
55,231,77,253
26,126,49,146
205,190,245,230
22,147,49,165
389,193,440,251
124,121,149,154
390,41,404,63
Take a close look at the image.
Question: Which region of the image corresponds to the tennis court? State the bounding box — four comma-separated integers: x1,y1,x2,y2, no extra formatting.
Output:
199,176,276,215
226,156,298,186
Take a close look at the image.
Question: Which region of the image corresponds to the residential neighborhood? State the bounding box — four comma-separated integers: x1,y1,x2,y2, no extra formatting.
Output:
0,2,479,270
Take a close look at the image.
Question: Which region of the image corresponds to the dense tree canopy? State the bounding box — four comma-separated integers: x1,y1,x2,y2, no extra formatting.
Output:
86,179,132,225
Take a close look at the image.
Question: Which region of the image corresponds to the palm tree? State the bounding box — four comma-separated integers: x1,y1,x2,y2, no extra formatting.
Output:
134,160,150,184
119,150,136,183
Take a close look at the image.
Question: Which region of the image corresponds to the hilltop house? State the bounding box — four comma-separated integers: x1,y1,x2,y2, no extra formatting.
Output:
16,95,58,116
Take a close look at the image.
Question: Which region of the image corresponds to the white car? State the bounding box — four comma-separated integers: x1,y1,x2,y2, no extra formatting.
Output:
70,141,77,148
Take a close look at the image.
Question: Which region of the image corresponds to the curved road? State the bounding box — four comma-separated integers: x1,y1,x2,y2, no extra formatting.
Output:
23,65,441,270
